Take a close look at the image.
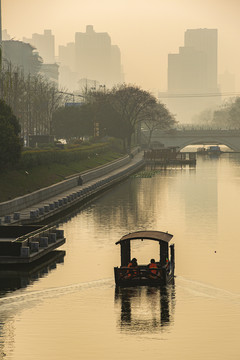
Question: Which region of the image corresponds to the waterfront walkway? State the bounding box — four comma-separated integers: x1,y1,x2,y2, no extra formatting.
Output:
0,151,144,225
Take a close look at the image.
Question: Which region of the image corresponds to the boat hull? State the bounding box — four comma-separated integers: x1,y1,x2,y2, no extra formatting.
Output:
114,266,174,287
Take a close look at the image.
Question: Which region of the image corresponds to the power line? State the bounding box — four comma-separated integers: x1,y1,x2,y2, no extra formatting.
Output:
159,92,240,99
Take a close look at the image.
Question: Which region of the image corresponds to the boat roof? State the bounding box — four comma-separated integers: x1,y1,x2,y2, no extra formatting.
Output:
115,230,173,245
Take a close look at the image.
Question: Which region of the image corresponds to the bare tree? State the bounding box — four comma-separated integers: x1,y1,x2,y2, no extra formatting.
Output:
104,84,157,151
142,102,176,147
0,63,65,142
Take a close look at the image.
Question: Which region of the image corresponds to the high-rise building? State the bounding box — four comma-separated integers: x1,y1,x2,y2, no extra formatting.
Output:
23,30,59,85
58,42,78,90
75,25,122,88
161,28,220,123
219,70,235,94
23,30,55,64
59,42,75,71
184,28,218,92
2,29,10,41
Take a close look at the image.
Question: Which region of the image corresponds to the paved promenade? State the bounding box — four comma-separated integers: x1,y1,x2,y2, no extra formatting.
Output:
0,151,144,225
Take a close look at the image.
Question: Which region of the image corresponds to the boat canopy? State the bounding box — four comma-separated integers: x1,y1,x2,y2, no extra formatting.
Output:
116,231,174,267
115,231,173,245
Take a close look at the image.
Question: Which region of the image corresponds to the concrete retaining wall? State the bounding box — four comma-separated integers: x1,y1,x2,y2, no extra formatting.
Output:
0,155,132,217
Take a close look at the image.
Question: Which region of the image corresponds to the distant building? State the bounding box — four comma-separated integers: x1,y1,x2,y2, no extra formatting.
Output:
161,28,220,123
75,25,123,88
23,29,59,85
58,42,78,90
219,70,235,94
184,28,218,92
58,65,80,92
23,29,55,64
58,42,75,71
2,40,42,76
2,29,10,41
39,63,59,86
58,25,123,91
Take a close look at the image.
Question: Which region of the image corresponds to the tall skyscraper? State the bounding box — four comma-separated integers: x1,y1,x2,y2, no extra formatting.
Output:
75,25,122,88
184,29,218,92
161,28,220,123
22,30,58,85
168,28,218,93
23,30,55,64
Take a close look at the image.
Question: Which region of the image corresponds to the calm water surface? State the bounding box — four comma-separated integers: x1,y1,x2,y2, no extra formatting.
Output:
1,151,240,359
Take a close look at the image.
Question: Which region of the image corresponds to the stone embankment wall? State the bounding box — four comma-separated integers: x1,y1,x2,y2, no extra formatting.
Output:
0,154,133,217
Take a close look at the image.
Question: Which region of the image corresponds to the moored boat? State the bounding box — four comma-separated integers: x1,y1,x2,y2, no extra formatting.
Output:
207,145,221,154
114,230,175,287
197,146,207,154
0,224,65,264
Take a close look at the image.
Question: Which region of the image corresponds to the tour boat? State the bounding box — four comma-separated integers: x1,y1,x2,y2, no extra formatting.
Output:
207,145,221,154
114,230,175,287
0,224,65,264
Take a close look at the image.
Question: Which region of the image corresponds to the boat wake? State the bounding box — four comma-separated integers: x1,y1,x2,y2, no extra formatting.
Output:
0,278,113,312
176,276,240,302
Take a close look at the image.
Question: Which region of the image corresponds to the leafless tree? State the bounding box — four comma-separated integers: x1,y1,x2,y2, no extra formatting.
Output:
142,102,176,147
0,63,65,142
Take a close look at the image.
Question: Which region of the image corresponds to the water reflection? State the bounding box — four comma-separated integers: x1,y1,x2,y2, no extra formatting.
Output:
115,285,175,333
0,250,65,295
0,251,65,359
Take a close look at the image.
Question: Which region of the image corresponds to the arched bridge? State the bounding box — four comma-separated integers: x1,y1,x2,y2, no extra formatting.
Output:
150,129,240,151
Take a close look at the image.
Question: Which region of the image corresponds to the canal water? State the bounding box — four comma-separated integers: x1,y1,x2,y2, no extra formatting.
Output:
1,148,240,359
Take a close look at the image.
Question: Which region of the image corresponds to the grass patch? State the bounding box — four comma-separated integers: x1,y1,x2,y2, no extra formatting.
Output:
0,151,123,203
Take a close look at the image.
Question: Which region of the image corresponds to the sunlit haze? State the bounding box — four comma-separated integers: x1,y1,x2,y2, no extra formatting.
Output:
2,0,240,92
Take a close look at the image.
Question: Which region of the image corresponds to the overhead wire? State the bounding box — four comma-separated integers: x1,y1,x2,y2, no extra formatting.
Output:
158,92,240,98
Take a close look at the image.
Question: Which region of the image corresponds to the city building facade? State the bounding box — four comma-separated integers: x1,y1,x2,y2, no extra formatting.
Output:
58,25,123,91
160,28,220,123
23,29,55,64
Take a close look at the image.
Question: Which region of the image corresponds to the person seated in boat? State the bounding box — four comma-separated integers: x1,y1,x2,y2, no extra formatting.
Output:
148,258,159,278
166,257,170,273
126,258,138,278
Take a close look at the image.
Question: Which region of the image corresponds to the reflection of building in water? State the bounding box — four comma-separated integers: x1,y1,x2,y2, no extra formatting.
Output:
115,285,175,333
0,250,65,293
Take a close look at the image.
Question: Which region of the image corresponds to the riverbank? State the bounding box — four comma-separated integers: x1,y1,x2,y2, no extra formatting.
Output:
0,151,123,203
0,150,144,224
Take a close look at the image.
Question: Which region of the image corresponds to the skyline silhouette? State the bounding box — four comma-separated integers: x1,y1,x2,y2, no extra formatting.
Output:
2,0,240,94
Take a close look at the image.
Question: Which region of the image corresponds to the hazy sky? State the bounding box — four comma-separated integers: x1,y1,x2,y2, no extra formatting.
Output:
2,0,240,92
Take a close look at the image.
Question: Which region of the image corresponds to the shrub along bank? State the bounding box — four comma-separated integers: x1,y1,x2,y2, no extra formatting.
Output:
18,142,112,169
0,144,124,203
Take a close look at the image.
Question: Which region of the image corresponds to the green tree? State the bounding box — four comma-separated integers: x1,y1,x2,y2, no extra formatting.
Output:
52,104,93,141
0,100,22,168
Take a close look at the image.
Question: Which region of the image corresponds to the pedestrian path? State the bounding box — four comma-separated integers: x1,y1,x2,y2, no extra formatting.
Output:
0,152,144,225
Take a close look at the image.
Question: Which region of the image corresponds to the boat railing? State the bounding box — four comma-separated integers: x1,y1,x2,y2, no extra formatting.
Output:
117,265,165,279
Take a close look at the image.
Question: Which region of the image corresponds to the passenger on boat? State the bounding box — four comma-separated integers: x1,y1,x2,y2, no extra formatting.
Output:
126,258,138,278
148,259,159,278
